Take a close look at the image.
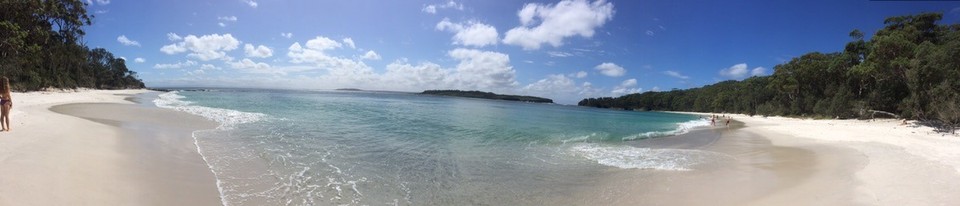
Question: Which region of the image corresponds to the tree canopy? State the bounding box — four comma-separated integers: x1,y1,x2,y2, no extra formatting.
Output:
579,12,960,132
1,0,144,91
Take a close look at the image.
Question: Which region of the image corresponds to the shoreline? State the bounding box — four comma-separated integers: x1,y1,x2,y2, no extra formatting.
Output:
577,119,864,205
0,90,221,205
667,111,960,205
3,89,958,205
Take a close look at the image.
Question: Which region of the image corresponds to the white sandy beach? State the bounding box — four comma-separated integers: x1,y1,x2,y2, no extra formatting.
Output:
0,89,220,205
676,112,960,205
1,90,959,205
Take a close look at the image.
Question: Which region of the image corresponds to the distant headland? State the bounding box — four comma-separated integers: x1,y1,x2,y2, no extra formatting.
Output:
421,90,553,103
335,88,364,91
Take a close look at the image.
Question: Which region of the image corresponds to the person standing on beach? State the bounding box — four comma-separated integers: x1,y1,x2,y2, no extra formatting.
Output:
1,77,12,131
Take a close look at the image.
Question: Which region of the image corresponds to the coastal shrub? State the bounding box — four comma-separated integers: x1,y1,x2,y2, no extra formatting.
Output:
578,12,960,132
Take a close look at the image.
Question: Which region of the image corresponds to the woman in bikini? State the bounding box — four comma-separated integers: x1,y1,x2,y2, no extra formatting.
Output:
1,77,12,132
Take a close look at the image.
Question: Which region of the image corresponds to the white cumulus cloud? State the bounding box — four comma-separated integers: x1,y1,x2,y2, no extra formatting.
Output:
448,48,519,89
719,63,748,79
229,58,278,74
134,57,145,63
523,74,578,96
594,62,625,77
502,0,615,50
611,78,641,96
719,63,766,79
381,60,452,89
362,50,381,60
117,35,140,47
280,32,293,39
160,33,241,61
342,38,356,49
244,44,273,58
374,49,518,93
287,36,374,79
575,71,587,78
436,18,499,47
751,67,767,76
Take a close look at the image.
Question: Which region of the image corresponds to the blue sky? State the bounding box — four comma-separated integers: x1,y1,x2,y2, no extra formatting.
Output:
83,0,960,104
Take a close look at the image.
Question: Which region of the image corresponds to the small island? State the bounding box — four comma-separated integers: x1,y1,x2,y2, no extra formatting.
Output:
335,88,364,91
421,90,554,103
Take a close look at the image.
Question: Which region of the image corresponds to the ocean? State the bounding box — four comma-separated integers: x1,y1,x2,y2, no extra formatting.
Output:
153,89,719,205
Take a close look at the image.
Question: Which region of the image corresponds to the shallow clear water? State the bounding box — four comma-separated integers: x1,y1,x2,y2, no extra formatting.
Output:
154,89,713,205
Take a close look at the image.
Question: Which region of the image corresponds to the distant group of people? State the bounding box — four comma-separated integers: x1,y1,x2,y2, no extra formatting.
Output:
1,77,12,132
709,114,731,126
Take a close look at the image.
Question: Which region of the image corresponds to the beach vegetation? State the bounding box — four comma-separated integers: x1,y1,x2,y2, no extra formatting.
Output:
0,0,145,91
578,12,960,133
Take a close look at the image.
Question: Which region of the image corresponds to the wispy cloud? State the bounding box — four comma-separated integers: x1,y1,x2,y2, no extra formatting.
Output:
217,16,237,27
422,0,464,14
662,70,689,79
154,60,197,69
547,51,573,57
242,0,258,8
116,35,140,47
167,33,182,41
217,16,238,22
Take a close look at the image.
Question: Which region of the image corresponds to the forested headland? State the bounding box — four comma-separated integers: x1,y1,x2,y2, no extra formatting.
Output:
1,0,144,91
422,90,554,103
579,13,959,131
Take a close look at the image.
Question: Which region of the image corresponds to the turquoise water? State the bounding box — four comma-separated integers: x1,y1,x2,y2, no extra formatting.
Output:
154,89,713,205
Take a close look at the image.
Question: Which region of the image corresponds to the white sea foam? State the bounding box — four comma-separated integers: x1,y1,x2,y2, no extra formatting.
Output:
569,143,727,171
561,133,599,144
154,91,266,129
154,91,267,206
622,118,712,141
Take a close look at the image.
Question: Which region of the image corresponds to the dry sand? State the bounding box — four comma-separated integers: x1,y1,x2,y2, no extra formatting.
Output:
0,90,221,205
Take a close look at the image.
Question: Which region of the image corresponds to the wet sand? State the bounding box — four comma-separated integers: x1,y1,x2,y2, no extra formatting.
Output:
599,113,960,206
564,121,864,205
50,102,221,205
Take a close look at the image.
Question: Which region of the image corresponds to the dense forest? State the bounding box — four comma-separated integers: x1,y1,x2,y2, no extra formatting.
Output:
0,0,144,91
579,13,959,132
422,90,554,103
